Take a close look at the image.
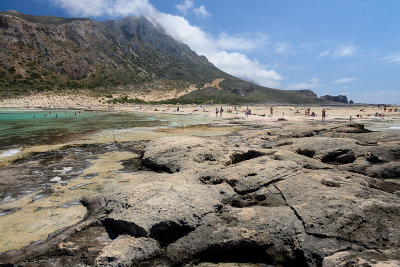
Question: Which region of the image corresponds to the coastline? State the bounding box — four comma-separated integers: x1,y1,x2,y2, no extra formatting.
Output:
0,95,400,265
1,94,399,165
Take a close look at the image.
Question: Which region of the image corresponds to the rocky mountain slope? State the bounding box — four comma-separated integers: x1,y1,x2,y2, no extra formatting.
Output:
0,10,326,104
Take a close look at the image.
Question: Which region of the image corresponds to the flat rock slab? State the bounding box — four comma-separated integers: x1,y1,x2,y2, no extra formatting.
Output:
93,176,235,245
1,125,400,267
96,236,160,266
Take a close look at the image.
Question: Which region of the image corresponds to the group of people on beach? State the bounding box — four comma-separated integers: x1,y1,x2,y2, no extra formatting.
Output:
215,107,223,117
211,105,328,121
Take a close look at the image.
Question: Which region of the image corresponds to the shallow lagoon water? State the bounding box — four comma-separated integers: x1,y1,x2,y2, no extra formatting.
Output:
0,109,217,156
364,119,400,131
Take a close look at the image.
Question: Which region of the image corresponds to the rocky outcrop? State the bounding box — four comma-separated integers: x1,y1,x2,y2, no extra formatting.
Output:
141,136,235,172
0,122,399,266
297,89,318,98
95,236,161,266
320,95,349,104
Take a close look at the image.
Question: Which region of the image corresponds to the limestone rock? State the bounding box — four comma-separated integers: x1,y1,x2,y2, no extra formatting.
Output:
95,236,160,267
275,170,400,249
97,177,235,245
142,136,234,173
322,249,400,267
166,206,305,266
1,125,400,266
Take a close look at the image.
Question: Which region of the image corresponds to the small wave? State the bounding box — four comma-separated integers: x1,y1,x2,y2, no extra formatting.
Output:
389,126,400,129
0,147,22,158
169,122,181,127
146,117,159,121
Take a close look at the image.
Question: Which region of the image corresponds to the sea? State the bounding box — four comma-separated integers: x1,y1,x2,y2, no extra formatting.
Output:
364,120,400,131
0,109,216,158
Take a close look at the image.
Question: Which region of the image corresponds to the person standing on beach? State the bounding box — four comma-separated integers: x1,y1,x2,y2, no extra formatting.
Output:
220,107,223,117
322,109,326,121
216,108,219,117
270,106,273,117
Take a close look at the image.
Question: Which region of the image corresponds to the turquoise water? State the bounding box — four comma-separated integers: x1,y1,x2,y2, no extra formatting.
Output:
364,120,400,131
0,109,214,154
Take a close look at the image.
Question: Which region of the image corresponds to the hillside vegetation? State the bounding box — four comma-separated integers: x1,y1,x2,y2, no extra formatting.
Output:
0,10,325,104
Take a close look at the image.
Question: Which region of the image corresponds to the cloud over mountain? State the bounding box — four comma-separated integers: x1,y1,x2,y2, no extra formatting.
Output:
48,0,282,87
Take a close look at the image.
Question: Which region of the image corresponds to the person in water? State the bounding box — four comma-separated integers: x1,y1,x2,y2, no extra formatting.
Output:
219,107,223,117
215,108,219,117
322,109,326,121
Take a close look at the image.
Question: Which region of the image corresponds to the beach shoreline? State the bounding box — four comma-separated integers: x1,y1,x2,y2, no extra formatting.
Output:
1,94,399,165
1,93,399,120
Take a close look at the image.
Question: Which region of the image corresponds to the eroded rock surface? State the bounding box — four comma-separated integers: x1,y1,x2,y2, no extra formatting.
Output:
0,122,399,266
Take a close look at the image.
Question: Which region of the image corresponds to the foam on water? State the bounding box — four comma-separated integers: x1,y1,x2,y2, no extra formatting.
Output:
0,147,22,158
364,120,400,131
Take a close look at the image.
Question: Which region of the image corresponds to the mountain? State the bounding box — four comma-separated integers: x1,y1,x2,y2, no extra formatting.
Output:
0,10,327,104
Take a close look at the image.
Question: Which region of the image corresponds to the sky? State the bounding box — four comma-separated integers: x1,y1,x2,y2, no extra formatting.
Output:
1,0,400,104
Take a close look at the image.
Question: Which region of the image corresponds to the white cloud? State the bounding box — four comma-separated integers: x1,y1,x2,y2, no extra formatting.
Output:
175,0,194,15
317,44,356,59
317,50,330,58
176,1,210,18
215,32,268,51
333,77,357,84
49,0,155,17
154,13,281,87
48,0,281,88
275,42,295,54
287,78,323,90
382,52,400,63
332,44,356,58
208,51,282,87
299,42,317,54
193,5,210,18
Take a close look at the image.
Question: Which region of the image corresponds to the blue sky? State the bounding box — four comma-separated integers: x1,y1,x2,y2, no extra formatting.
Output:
1,0,400,104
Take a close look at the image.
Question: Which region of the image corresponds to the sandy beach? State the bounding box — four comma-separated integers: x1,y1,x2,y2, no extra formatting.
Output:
1,92,399,122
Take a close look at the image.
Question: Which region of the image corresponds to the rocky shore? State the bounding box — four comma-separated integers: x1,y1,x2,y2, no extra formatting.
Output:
0,119,399,266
